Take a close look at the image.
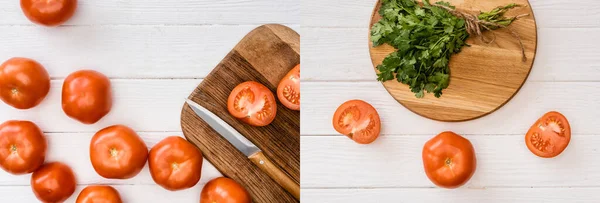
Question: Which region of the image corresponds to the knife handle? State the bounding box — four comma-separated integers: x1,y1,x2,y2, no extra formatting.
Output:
249,151,300,200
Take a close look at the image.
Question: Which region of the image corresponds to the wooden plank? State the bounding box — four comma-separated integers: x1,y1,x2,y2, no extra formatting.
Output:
301,135,600,188
301,81,600,135
0,80,596,135
0,0,299,25
0,79,200,133
0,132,222,186
4,186,600,202
302,0,600,28
0,184,207,202
181,24,299,202
302,27,600,82
2,80,596,134
0,25,297,79
302,188,600,203
0,26,592,80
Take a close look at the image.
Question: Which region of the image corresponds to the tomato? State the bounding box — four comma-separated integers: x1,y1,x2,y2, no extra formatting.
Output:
422,131,476,189
332,100,381,144
0,57,50,109
227,81,277,127
277,64,300,111
20,0,77,27
31,162,77,203
525,111,571,158
76,185,122,203
200,177,251,203
149,136,203,191
90,125,148,179
0,120,47,175
62,70,112,124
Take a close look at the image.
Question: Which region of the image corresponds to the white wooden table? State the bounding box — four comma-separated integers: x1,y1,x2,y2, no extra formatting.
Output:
301,0,600,202
0,1,298,202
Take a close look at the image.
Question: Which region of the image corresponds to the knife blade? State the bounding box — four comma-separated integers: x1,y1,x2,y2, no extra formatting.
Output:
185,99,300,200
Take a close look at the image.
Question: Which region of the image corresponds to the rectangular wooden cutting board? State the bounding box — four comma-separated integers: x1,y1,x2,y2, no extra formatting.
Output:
180,24,300,202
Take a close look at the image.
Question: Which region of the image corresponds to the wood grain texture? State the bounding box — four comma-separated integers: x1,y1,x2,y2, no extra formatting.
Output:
249,151,300,199
180,24,299,203
368,0,538,122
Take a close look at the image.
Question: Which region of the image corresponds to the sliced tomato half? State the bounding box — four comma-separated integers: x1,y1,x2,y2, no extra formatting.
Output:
525,111,571,158
227,81,277,127
277,64,300,111
332,100,381,144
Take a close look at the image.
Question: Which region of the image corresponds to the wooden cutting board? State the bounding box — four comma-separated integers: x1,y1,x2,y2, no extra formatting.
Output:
369,0,537,122
180,24,299,202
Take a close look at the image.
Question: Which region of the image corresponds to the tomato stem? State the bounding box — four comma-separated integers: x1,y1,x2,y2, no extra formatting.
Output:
10,145,17,153
445,157,452,166
10,88,17,95
109,148,118,158
171,162,179,170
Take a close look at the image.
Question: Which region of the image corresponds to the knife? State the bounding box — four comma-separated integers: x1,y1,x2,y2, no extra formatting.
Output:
185,99,300,200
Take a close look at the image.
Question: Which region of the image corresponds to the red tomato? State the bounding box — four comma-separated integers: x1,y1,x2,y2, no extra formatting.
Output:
149,136,203,191
20,0,77,27
422,131,476,189
227,81,277,127
526,111,571,158
201,177,251,203
332,100,381,144
90,125,148,179
0,120,47,175
31,162,77,203
62,70,112,124
76,185,122,203
277,64,300,111
0,57,50,109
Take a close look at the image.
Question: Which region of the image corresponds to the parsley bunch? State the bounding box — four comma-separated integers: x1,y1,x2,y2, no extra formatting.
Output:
371,0,523,98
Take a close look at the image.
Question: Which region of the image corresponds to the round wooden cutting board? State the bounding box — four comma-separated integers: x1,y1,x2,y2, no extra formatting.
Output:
369,0,537,122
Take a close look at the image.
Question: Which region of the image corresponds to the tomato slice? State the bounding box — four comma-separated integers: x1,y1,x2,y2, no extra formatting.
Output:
227,81,277,127
277,64,300,111
332,100,381,144
525,111,571,158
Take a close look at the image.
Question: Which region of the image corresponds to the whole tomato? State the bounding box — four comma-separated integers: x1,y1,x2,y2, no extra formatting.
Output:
90,125,148,179
422,131,476,189
31,162,77,203
20,0,77,27
62,70,112,124
201,177,251,203
149,136,203,191
0,57,50,109
76,185,122,203
0,120,47,175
